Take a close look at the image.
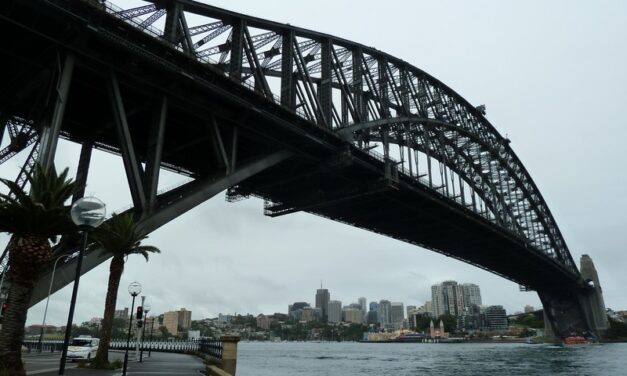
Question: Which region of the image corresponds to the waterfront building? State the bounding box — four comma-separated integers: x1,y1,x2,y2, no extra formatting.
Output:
429,319,448,338
315,288,330,319
378,300,392,325
462,283,482,307
328,300,342,323
485,305,508,331
391,302,404,325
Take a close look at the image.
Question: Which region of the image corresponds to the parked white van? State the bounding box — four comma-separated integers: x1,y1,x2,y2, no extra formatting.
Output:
67,335,99,361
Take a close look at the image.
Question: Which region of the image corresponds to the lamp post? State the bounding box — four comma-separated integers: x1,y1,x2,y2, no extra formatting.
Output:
140,303,150,362
38,253,71,352
148,313,155,358
123,282,142,376
58,197,106,375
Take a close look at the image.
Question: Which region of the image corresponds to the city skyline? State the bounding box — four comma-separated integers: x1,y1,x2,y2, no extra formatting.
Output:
3,0,624,328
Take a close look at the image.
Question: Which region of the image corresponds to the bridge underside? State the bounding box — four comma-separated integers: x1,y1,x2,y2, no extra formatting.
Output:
0,0,607,339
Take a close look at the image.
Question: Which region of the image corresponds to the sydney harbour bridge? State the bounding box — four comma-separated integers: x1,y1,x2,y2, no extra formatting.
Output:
0,0,607,339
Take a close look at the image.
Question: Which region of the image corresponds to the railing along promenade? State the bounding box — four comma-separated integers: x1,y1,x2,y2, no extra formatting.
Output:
23,336,239,375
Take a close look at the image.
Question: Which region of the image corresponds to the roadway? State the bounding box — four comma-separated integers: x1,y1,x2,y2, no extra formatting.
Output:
22,351,204,375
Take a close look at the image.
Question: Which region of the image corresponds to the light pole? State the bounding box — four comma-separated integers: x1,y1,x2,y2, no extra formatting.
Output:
140,303,150,362
148,313,155,358
123,282,142,376
38,253,71,352
59,197,106,375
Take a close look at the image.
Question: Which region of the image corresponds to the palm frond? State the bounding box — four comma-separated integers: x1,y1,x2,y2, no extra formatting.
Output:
92,213,161,260
0,164,77,239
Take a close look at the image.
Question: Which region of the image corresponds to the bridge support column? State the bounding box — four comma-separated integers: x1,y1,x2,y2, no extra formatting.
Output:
39,53,75,170
539,254,608,341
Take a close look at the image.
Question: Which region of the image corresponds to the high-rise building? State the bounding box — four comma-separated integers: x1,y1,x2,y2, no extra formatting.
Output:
162,308,192,336
431,282,482,314
462,283,482,307
390,302,404,324
315,288,330,318
367,310,379,324
177,308,192,330
369,301,379,312
163,311,179,336
328,300,342,323
358,297,367,319
524,305,534,313
378,300,391,325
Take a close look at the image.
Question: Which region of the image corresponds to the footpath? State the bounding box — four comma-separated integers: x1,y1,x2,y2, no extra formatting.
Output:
23,351,204,376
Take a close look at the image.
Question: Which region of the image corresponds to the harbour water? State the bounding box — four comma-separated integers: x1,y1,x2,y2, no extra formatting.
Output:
237,341,627,375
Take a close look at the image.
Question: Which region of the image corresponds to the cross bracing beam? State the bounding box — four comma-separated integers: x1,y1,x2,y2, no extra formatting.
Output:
28,150,292,307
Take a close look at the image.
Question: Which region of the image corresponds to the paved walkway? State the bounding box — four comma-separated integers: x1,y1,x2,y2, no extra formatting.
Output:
23,351,205,376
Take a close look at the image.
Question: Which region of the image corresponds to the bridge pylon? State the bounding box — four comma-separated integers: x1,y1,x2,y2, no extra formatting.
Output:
539,254,608,342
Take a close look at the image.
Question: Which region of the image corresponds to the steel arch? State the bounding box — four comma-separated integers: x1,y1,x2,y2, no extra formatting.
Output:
107,0,577,277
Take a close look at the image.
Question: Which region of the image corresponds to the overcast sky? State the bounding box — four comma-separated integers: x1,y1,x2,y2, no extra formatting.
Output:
2,0,625,326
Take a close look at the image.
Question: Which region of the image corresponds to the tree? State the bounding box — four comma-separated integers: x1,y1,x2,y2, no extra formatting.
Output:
90,213,160,368
438,314,457,333
0,165,76,376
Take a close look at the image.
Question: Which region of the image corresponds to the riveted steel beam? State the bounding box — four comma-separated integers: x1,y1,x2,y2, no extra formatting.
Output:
108,71,146,211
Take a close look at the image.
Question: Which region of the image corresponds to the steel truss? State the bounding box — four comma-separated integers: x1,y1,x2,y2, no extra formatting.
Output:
0,0,583,306
99,0,576,275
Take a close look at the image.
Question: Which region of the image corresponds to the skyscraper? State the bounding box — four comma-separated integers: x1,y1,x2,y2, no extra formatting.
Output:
328,300,342,323
378,300,391,325
390,302,404,324
358,297,367,320
432,281,465,317
462,283,482,307
315,288,330,319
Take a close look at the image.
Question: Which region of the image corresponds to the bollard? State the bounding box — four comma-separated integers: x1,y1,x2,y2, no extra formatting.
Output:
219,336,240,376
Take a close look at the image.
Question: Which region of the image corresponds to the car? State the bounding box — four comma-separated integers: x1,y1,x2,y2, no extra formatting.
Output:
66,335,99,362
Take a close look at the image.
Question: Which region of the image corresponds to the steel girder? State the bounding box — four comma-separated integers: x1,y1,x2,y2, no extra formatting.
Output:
0,0,580,295
109,0,577,277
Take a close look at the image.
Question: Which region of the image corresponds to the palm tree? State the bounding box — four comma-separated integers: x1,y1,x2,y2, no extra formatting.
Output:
90,213,160,368
0,165,75,376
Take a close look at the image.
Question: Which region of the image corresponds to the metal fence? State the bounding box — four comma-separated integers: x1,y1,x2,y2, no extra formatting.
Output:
22,340,64,353
22,338,223,360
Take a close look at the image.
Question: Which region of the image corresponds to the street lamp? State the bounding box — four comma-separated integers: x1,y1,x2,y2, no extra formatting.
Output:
140,303,151,362
123,282,142,376
59,197,106,375
38,253,71,352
